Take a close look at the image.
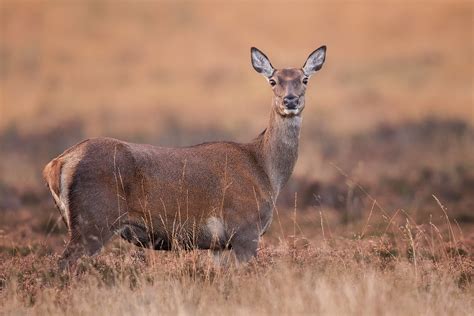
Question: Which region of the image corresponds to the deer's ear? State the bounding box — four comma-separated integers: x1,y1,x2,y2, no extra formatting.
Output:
251,47,274,78
302,46,326,76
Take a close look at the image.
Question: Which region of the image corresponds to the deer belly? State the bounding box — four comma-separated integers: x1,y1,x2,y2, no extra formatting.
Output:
196,216,229,249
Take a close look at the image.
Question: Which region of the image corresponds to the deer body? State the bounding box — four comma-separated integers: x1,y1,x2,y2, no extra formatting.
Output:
43,46,326,268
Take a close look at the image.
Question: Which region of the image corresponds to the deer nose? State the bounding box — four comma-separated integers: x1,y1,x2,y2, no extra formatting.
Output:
283,95,299,109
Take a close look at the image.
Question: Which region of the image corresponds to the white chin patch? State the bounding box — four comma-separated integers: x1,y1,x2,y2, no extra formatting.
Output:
283,109,300,116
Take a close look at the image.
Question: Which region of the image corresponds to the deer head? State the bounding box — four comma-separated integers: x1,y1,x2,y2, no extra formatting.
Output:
251,46,326,117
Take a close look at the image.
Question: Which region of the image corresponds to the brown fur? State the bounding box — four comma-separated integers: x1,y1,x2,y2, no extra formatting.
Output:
43,159,61,199
43,47,326,268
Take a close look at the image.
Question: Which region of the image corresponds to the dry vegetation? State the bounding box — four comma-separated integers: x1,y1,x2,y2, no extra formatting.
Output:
1,1,473,315
1,235,472,315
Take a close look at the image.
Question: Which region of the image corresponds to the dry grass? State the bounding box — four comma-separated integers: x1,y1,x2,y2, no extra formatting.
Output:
1,1,473,315
1,231,473,315
1,200,473,315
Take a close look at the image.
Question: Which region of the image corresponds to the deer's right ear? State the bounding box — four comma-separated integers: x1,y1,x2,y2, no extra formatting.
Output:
251,47,274,78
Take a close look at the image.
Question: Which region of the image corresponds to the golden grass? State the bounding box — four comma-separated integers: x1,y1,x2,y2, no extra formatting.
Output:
1,201,473,315
1,236,472,315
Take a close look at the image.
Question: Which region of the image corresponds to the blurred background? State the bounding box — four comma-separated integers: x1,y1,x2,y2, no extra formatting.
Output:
0,1,473,249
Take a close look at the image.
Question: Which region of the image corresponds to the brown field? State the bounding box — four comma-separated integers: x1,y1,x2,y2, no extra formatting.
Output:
1,1,473,315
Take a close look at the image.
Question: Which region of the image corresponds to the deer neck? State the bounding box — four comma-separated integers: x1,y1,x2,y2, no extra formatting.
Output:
257,104,302,196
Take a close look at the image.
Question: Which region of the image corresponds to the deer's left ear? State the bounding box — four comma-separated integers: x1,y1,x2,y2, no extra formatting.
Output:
302,46,326,76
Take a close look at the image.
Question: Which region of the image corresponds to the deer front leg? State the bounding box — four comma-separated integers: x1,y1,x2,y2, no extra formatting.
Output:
230,228,259,263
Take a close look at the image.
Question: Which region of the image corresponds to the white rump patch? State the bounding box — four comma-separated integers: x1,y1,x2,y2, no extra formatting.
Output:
59,167,71,228
58,149,85,229
49,187,67,220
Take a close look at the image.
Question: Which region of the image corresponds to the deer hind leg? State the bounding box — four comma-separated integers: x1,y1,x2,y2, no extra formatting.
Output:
58,189,121,270
119,223,153,248
58,220,114,271
119,222,173,250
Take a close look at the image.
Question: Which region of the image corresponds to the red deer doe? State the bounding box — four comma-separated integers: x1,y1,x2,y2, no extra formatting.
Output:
43,46,327,269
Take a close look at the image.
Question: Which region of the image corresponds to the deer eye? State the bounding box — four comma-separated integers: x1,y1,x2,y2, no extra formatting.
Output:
302,77,309,85
269,79,277,87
